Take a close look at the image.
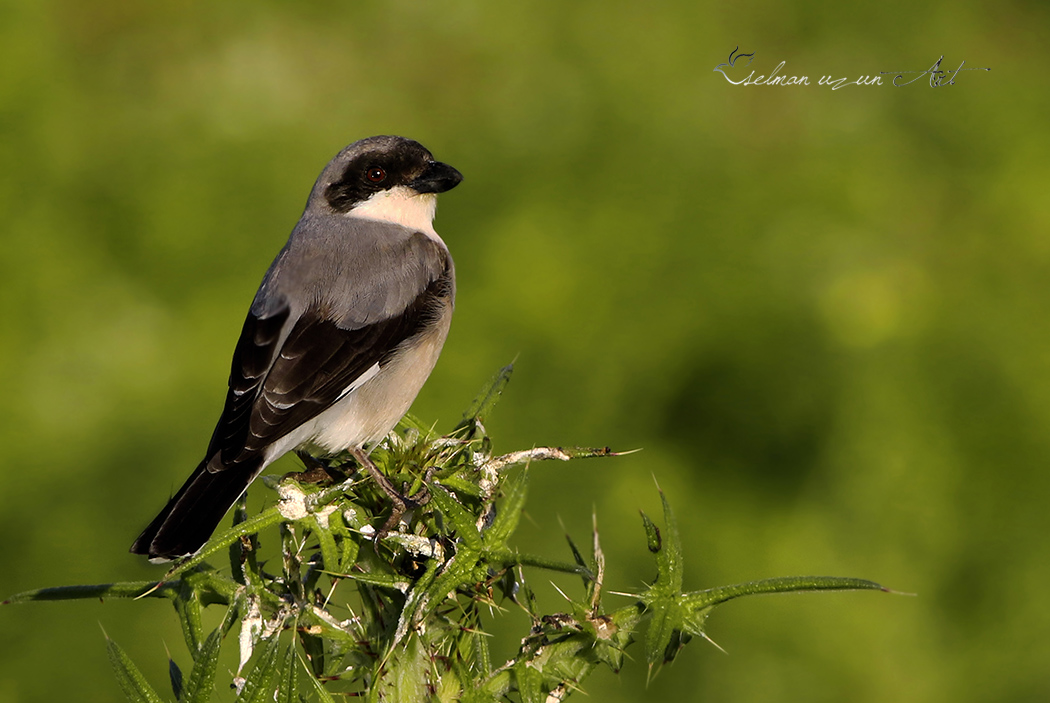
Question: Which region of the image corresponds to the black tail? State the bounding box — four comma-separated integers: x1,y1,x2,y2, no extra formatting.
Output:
131,458,262,561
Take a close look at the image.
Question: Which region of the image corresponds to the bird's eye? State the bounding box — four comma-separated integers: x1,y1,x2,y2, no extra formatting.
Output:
366,167,387,183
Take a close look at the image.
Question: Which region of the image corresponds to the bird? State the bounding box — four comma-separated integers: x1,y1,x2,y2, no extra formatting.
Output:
131,135,462,561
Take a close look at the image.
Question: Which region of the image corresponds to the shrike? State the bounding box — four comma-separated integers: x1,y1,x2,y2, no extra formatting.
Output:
131,136,462,561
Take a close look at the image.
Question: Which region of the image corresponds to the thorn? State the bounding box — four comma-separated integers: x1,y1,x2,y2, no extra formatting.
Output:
322,580,339,609
458,626,493,637
557,514,568,534
550,581,571,602
698,630,728,655
133,581,164,601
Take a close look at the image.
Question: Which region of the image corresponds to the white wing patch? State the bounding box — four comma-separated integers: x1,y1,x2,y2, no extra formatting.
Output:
337,362,382,400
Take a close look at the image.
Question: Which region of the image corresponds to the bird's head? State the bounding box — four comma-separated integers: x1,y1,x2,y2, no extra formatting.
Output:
311,136,463,231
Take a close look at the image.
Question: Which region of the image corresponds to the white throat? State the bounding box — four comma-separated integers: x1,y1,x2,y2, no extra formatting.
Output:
348,186,439,237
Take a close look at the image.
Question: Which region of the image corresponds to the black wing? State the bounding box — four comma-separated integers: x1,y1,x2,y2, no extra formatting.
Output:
204,233,453,472
131,269,452,560
132,224,453,559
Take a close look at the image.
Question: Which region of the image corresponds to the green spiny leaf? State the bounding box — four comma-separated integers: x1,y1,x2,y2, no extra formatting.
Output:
524,629,598,693
300,652,338,703
338,534,361,574
169,656,183,701
296,615,350,646
105,635,164,703
173,579,204,653
398,553,451,643
181,628,222,703
276,643,298,703
234,633,283,703
179,568,240,605
298,623,326,679
425,550,482,606
643,599,683,666
219,591,243,639
513,659,545,703
588,616,630,673
563,529,590,591
494,550,592,578
163,506,285,583
229,494,252,587
639,510,661,554
463,670,512,703
428,482,484,551
564,532,586,570
638,492,684,598
484,469,527,546
313,512,340,577
680,603,713,641
397,412,433,434
683,575,888,611
662,628,691,664
4,581,173,604
433,657,464,703
657,490,683,593
384,633,430,703
611,598,645,620
454,363,514,435
438,475,484,499
473,629,492,678
345,570,411,591
326,509,361,573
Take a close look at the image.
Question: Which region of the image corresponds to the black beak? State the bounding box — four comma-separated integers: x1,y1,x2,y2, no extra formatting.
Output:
410,161,463,194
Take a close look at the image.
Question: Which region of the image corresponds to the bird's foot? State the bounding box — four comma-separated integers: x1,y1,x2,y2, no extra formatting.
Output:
350,449,435,548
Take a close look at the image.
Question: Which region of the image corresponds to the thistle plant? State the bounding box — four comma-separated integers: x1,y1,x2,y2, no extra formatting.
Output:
4,366,887,702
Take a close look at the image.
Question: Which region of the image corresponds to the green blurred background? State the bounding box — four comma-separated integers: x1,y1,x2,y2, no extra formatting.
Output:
2,0,1047,700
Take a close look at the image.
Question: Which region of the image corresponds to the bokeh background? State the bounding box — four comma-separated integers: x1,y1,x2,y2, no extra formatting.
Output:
2,1,1047,701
